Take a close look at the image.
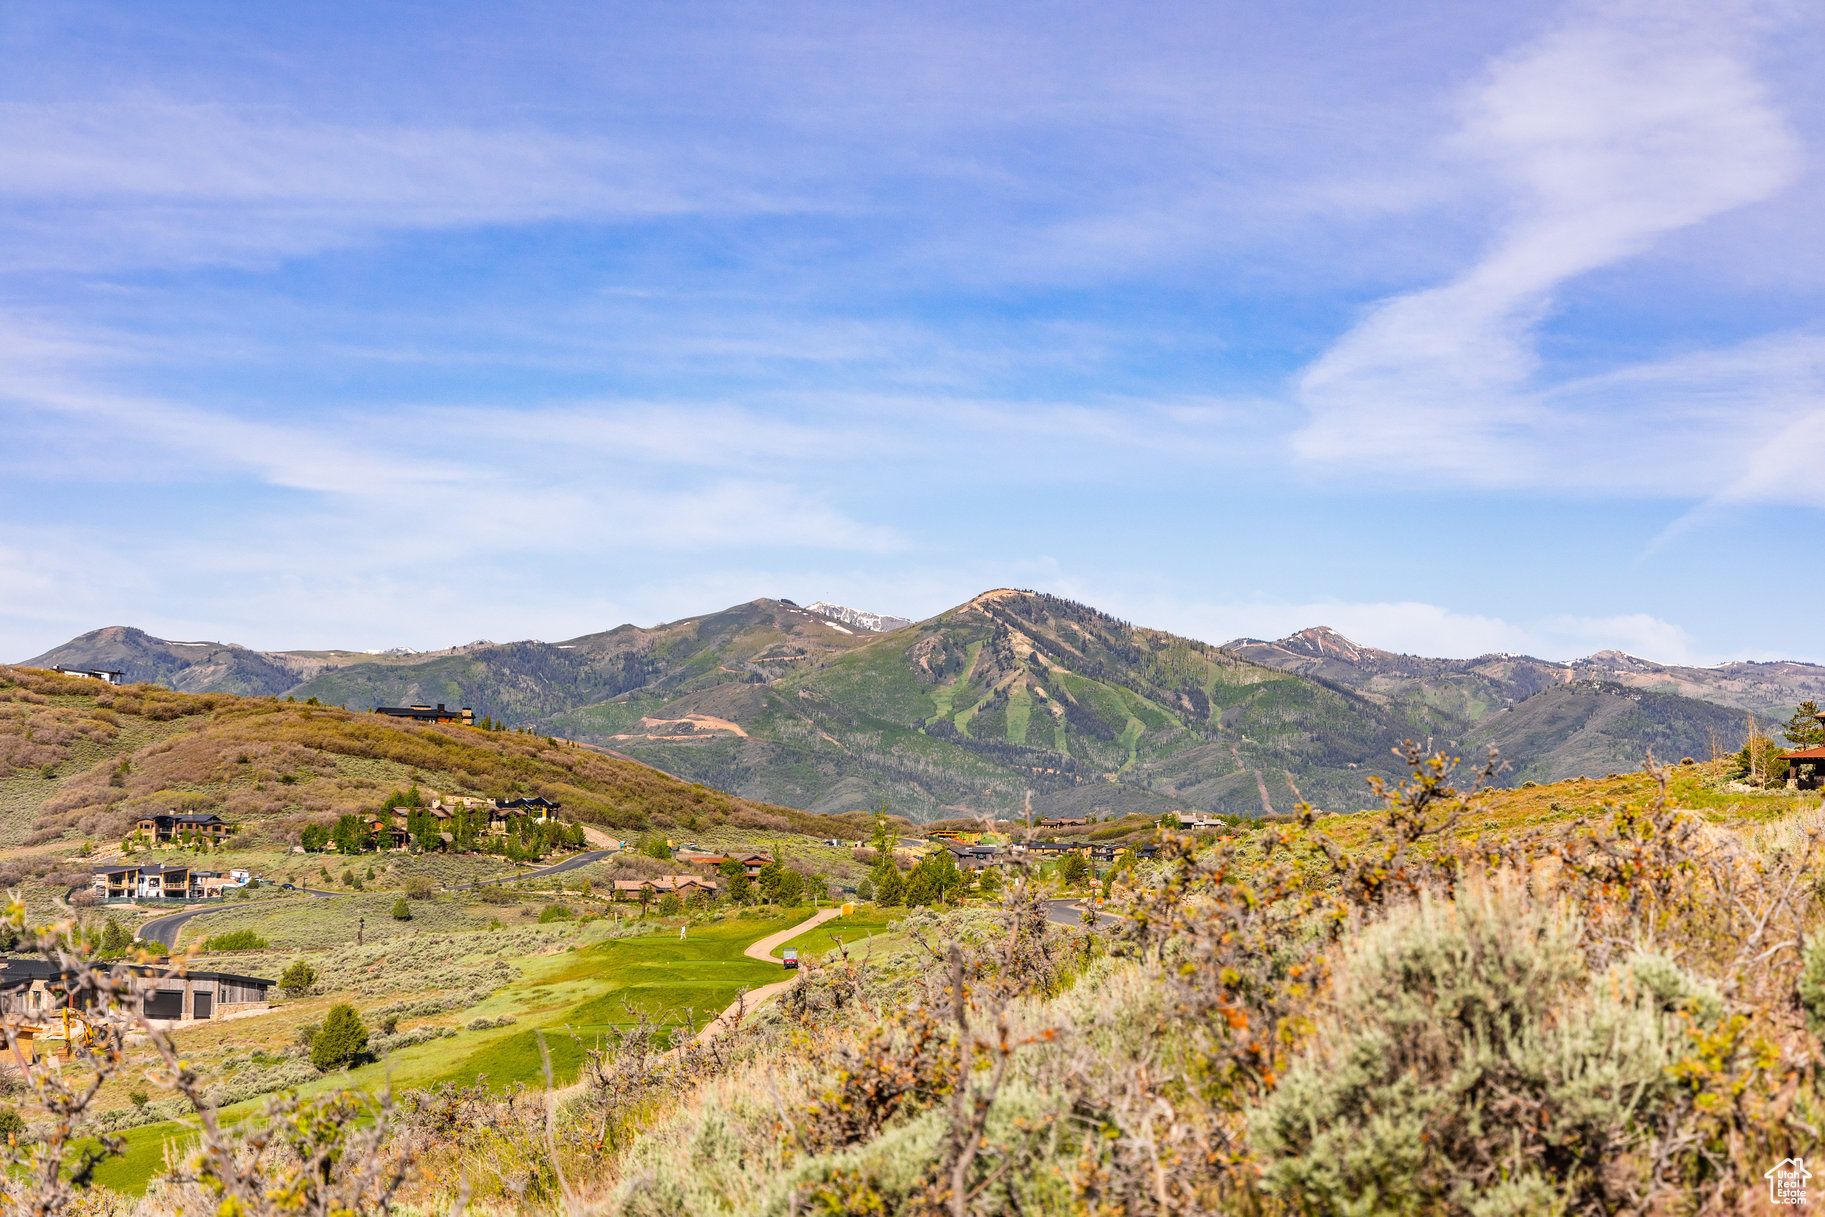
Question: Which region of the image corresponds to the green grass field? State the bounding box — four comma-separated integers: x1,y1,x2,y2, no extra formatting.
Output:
781,907,904,961
89,909,836,1194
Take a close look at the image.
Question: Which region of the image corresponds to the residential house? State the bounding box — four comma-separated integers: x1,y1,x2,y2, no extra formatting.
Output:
673,851,772,878
0,959,273,1035
929,840,1001,871
374,703,474,725
1023,840,1095,859
51,665,124,685
489,796,561,833
610,875,720,902
135,812,234,844
91,863,221,901
1037,816,1089,828
91,864,142,901
1778,746,1825,790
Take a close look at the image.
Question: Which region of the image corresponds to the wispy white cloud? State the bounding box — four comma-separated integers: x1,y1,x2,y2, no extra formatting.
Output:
1292,0,1803,485
0,98,779,269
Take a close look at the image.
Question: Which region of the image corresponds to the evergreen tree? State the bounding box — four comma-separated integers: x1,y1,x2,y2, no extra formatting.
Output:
756,860,784,903
391,897,412,921
310,1003,369,1071
903,866,938,906
100,917,130,955
1782,701,1825,748
875,864,905,906
868,804,895,856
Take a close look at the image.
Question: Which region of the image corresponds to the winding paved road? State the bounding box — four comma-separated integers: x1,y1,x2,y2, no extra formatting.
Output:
1044,897,1124,928
461,848,619,889
136,886,349,949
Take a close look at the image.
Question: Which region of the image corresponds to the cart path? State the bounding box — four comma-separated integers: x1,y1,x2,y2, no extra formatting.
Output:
544,905,842,1102
696,906,842,1042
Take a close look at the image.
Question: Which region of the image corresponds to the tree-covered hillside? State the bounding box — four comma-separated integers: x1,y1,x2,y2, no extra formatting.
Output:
542,590,1419,820
29,592,1811,823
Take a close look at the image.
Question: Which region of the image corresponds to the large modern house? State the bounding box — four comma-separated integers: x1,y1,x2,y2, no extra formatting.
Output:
90,863,246,901
375,703,474,725
490,795,561,830
134,812,234,844
0,959,273,1037
51,665,124,684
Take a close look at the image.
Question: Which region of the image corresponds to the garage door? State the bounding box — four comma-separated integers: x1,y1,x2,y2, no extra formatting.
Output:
144,990,184,1019
192,991,212,1019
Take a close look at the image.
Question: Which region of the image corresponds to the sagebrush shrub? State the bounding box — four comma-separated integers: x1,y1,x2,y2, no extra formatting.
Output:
1250,881,1684,1215
1799,934,1825,1038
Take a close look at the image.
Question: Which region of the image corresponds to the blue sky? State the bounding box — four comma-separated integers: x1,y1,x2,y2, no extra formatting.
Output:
3,1,1823,664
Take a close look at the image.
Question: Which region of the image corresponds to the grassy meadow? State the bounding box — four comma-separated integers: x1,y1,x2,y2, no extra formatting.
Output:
84,902,899,1193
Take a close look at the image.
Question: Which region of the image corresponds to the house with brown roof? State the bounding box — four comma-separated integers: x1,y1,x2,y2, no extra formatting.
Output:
1779,745,1825,789
611,874,720,902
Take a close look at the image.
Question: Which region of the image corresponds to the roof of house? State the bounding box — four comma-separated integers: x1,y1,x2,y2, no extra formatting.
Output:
1779,746,1825,760
612,875,718,891
93,863,205,877
0,958,273,991
495,796,559,810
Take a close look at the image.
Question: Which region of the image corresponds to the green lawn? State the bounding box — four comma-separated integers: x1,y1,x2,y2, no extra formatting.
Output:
418,915,800,1091
781,906,905,961
88,912,814,1195
90,1120,200,1194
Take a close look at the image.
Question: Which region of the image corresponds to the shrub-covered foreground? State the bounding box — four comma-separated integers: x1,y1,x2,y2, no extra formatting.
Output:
5,746,1823,1216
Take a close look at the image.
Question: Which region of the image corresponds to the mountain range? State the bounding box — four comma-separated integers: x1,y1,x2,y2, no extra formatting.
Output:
25,592,1816,820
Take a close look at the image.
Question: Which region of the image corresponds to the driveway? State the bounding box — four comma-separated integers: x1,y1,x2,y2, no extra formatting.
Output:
1045,897,1124,928
136,885,348,949
461,848,619,890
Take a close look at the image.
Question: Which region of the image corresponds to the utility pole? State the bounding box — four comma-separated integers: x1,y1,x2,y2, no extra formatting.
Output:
357,916,365,947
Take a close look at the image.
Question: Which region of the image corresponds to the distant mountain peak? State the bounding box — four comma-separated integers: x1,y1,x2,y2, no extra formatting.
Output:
1223,625,1386,663
806,602,913,633
1283,626,1376,658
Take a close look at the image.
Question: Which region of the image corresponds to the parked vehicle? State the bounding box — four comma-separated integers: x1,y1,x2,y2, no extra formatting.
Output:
782,948,799,970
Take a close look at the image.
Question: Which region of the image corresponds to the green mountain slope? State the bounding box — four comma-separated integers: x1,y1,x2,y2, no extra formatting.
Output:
287,599,877,721
26,595,1814,823
539,590,1418,820
1465,681,1749,782
1227,626,1825,723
